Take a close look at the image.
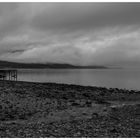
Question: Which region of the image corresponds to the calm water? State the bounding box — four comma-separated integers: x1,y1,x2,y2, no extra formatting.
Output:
17,69,140,90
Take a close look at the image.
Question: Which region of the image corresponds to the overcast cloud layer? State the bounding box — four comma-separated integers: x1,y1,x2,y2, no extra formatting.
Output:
0,3,140,67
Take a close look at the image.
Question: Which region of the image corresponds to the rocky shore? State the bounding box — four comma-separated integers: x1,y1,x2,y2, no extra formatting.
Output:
0,80,139,137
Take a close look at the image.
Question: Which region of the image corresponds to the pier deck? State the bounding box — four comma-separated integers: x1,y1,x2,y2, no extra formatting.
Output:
0,69,17,81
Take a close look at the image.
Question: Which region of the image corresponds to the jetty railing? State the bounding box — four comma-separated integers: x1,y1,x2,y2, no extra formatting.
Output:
0,69,17,81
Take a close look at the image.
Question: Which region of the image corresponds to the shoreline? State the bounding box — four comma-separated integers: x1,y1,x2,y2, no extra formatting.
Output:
1,79,140,92
0,80,139,137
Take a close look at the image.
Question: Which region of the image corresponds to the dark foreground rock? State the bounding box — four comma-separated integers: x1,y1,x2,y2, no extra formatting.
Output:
0,80,139,137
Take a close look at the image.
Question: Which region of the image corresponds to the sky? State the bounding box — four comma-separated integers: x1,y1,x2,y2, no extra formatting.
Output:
0,3,140,67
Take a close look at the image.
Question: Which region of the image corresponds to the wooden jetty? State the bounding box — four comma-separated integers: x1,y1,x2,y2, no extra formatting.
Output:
0,69,17,81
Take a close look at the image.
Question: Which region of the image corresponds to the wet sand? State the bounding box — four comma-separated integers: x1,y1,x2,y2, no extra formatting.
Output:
0,80,139,137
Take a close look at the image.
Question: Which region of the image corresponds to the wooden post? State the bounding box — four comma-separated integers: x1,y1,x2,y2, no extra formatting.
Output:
0,69,18,81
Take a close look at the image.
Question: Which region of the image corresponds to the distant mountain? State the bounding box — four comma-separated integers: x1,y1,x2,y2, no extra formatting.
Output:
0,60,108,69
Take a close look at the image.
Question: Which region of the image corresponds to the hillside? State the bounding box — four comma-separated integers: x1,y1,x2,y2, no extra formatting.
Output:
0,60,108,69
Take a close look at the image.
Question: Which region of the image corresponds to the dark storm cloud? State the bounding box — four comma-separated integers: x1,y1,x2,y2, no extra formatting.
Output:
0,3,140,67
0,3,27,36
31,3,140,31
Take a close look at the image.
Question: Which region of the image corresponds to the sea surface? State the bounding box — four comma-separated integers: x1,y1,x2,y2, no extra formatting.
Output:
18,68,140,90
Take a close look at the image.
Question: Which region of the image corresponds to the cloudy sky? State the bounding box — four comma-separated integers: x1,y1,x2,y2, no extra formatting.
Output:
0,3,140,67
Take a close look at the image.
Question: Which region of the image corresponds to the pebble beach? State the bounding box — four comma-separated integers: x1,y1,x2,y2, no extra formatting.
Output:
0,80,139,137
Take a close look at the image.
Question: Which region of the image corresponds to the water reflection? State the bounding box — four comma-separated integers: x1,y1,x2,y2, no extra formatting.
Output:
18,69,140,90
